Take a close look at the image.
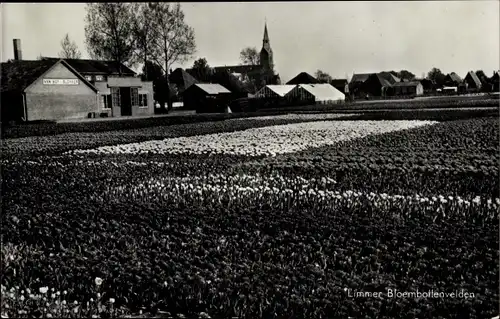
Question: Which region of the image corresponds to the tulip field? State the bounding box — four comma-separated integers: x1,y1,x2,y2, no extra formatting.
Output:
1,113,499,318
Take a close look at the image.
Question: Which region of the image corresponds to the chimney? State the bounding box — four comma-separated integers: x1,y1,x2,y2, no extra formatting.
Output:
13,39,22,61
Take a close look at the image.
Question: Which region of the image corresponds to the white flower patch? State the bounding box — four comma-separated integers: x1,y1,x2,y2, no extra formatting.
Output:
234,113,356,121
71,120,437,156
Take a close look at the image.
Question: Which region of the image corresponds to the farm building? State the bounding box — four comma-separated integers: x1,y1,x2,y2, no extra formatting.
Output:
1,58,99,122
492,71,499,92
1,39,155,122
254,85,296,98
349,72,400,98
286,72,319,85
330,79,349,94
391,81,424,96
183,83,232,113
169,68,199,96
444,72,463,86
286,83,345,104
419,79,437,94
42,56,154,118
463,71,482,92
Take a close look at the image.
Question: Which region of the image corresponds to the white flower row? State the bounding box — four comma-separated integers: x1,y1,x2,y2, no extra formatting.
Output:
102,173,500,217
70,120,437,156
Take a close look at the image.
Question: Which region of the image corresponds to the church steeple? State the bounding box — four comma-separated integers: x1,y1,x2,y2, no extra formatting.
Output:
263,21,270,45
260,20,273,71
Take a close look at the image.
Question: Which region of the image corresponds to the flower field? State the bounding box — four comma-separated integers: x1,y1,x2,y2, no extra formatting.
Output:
1,114,499,318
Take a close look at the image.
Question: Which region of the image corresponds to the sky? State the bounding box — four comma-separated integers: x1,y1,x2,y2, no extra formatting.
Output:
2,2,499,83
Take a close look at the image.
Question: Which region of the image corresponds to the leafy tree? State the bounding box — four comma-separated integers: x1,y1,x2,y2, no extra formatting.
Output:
193,58,209,70
140,61,167,105
191,58,211,82
397,70,416,81
59,34,82,59
315,69,332,83
427,67,446,86
239,47,260,65
84,3,136,74
148,3,196,111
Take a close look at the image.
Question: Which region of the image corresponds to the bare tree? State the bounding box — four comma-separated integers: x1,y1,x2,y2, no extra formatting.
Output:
149,3,196,112
239,47,260,65
84,3,136,74
59,33,82,59
131,3,156,78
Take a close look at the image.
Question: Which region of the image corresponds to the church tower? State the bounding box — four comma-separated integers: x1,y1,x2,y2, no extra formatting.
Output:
260,22,274,72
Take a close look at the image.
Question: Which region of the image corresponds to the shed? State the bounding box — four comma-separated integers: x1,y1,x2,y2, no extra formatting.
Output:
255,85,296,98
286,83,345,104
1,59,98,122
183,83,232,113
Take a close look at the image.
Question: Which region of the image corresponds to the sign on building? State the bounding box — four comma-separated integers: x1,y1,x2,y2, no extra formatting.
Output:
43,79,79,85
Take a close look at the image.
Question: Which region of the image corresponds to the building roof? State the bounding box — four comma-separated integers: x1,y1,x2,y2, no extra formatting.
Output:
465,71,482,88
286,72,319,85
1,59,97,93
350,73,371,83
378,72,401,84
42,57,136,76
169,68,199,89
295,83,345,100
330,79,348,87
446,72,462,83
259,84,296,97
211,65,262,75
192,83,231,95
392,81,422,87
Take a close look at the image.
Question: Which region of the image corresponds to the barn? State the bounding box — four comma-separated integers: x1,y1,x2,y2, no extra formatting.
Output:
254,85,296,98
391,81,424,97
183,83,232,113
1,58,99,123
286,83,345,104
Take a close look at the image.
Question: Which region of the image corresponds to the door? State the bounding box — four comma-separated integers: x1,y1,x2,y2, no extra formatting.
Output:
120,87,132,116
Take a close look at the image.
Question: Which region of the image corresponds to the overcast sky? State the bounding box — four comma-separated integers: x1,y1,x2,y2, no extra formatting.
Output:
2,2,499,82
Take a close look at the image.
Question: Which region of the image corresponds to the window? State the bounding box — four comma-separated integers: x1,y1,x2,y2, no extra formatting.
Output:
139,94,148,108
101,95,111,109
111,87,121,107
95,75,104,82
85,75,92,82
131,88,139,106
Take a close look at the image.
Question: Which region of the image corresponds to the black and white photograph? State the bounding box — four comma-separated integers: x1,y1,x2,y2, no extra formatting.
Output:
1,1,499,318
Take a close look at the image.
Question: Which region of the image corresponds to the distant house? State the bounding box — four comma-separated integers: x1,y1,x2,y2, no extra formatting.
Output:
391,81,424,97
463,71,482,92
255,84,296,98
183,83,232,113
444,72,462,86
169,68,199,97
349,72,400,98
286,83,345,104
492,71,500,92
286,72,319,85
419,79,437,94
330,79,349,94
